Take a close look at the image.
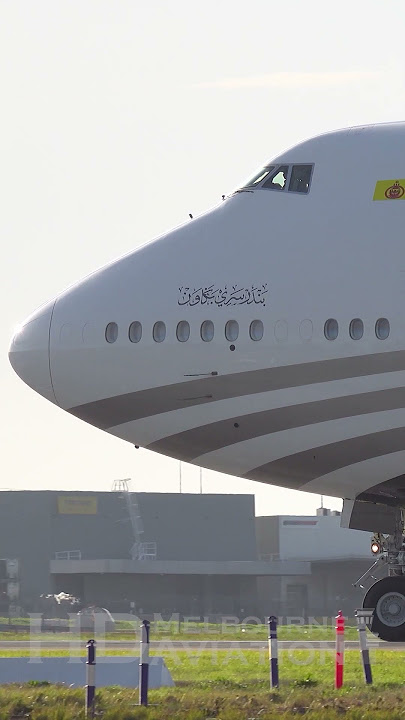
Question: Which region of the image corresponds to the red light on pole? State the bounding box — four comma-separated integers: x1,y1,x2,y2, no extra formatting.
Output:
335,610,344,689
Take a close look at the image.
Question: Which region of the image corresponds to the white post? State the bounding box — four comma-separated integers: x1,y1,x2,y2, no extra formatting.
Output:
85,639,96,717
355,609,373,684
139,619,150,706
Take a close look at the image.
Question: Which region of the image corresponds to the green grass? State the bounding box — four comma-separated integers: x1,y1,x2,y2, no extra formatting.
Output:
161,648,399,687
0,622,363,642
0,650,403,717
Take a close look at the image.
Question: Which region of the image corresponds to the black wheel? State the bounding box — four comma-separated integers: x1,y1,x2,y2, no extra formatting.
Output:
363,576,405,641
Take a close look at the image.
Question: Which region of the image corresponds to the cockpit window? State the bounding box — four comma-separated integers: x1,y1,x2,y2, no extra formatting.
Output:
288,164,313,194
237,162,314,194
262,165,289,191
242,166,275,187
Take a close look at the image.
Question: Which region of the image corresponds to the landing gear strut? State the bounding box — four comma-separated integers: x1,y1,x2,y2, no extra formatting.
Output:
361,510,405,641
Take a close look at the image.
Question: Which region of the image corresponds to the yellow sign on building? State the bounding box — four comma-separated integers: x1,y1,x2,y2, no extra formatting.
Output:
373,179,405,201
57,496,98,515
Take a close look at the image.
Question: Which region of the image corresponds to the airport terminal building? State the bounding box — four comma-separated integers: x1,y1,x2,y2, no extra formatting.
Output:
0,490,373,618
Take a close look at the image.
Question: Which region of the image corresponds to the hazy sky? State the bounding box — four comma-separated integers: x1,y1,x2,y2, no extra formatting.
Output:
2,0,404,515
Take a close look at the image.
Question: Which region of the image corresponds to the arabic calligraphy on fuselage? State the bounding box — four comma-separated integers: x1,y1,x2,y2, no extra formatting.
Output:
178,284,268,307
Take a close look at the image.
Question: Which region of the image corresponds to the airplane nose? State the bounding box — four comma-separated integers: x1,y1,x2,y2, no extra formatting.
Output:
8,300,58,404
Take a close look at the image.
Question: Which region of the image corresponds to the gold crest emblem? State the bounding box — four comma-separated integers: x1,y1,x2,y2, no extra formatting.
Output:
373,179,405,201
385,181,405,199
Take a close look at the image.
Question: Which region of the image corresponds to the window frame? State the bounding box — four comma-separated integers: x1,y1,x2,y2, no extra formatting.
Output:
261,164,291,192
375,318,390,341
249,319,264,341
176,320,190,343
241,165,276,189
105,322,118,344
349,318,364,341
324,318,339,341
200,320,214,342
153,321,166,343
128,321,142,343
225,319,239,342
287,164,314,195
238,162,315,194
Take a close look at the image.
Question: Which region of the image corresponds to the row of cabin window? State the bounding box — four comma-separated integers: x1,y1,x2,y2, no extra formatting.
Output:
324,318,390,341
105,319,265,344
106,317,391,344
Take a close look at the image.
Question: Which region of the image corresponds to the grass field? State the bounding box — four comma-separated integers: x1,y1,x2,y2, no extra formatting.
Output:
0,620,363,642
0,648,403,718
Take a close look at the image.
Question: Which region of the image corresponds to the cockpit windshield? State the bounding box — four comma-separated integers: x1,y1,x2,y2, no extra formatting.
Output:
288,165,313,193
241,166,275,188
237,163,314,194
263,165,289,190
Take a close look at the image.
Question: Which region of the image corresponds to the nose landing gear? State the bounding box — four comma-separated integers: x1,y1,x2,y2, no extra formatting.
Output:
360,511,405,641
363,577,405,641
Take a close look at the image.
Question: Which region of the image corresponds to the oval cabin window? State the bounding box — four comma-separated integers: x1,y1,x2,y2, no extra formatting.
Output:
153,321,166,343
176,320,190,342
105,322,118,344
349,318,364,340
201,320,214,342
375,318,390,340
225,320,239,342
129,321,142,343
249,319,264,341
324,318,339,341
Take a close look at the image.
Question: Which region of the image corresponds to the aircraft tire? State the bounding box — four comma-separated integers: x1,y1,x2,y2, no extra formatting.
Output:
363,576,405,642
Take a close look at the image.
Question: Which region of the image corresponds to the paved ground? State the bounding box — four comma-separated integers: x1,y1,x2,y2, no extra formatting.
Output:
0,639,403,650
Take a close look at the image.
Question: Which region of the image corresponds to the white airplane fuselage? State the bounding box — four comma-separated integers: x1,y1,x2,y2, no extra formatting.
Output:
9,122,405,508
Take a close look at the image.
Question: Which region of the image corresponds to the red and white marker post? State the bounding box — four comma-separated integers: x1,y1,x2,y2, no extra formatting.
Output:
335,610,345,689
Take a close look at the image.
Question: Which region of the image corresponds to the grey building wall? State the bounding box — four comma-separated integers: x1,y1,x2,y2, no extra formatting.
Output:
0,492,53,607
255,513,375,619
255,516,280,559
257,561,371,619
50,492,133,560
57,573,255,616
137,493,257,561
306,560,370,618
52,492,257,562
0,491,257,610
